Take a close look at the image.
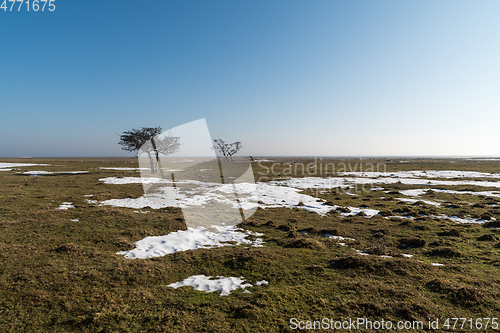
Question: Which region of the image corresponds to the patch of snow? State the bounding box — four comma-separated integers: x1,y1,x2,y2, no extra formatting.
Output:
465,158,500,161
431,263,445,267
400,188,500,199
340,170,500,179
0,162,50,169
167,275,252,296
398,189,428,197
432,215,485,224
396,197,442,207
100,167,143,171
272,176,500,190
99,180,380,217
322,234,355,241
255,280,268,286
117,225,264,259
401,254,414,258
57,202,75,210
23,171,54,175
70,219,79,222
99,176,175,185
22,170,88,176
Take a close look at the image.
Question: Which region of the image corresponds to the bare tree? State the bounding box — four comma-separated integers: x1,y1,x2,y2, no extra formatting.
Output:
213,139,242,161
119,126,180,173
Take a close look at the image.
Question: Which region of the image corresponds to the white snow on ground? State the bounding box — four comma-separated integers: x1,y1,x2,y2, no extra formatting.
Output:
99,176,175,185
400,188,500,199
23,171,88,176
0,169,12,171
355,249,370,256
100,176,496,226
396,197,442,207
0,162,50,169
57,202,75,210
99,179,380,217
272,176,500,190
340,170,500,179
167,275,258,296
433,215,486,224
465,158,500,161
322,234,355,241
101,172,498,261
117,225,263,259
399,189,428,197
100,167,143,171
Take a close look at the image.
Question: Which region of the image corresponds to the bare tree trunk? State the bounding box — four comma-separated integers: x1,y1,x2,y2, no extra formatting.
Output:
147,152,155,174
150,138,164,178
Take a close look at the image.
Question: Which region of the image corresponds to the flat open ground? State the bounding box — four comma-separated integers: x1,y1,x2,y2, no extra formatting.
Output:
1,157,500,332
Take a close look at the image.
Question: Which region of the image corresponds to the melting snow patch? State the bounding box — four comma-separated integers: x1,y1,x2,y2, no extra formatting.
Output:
167,275,253,296
400,188,500,199
322,235,355,241
57,202,75,210
396,197,442,207
399,189,429,197
100,167,142,171
255,280,268,286
340,170,500,179
433,215,484,224
99,176,174,185
70,219,79,222
99,179,379,217
117,225,264,259
23,171,54,175
0,162,50,169
23,170,88,176
431,263,445,267
273,176,500,190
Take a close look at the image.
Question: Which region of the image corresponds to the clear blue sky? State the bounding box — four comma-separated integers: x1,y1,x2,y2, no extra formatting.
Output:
1,0,499,157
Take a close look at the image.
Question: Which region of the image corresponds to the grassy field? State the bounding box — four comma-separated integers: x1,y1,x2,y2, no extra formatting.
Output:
1,158,500,332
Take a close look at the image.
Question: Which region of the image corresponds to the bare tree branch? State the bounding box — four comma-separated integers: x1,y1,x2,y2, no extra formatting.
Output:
119,126,180,173
213,139,242,161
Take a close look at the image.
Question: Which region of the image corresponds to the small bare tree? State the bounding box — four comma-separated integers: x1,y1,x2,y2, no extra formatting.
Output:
119,126,180,173
213,139,242,161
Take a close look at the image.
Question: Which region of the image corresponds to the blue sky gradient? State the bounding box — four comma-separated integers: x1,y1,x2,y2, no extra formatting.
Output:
1,0,499,157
